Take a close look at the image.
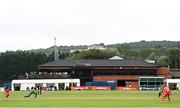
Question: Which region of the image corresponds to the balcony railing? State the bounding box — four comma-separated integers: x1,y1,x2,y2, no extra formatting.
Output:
28,74,71,79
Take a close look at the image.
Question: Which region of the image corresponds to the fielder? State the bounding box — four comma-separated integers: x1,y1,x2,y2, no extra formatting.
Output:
24,87,38,98
4,87,10,98
159,85,171,103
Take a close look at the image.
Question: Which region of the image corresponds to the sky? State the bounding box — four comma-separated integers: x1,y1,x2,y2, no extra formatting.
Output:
0,0,180,52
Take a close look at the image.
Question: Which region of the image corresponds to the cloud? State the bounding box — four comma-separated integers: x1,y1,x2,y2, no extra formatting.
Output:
0,0,180,51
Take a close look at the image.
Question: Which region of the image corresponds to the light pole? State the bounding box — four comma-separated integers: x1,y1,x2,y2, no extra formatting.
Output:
54,37,58,61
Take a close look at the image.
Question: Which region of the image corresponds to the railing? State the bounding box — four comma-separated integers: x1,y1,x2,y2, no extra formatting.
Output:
28,74,71,79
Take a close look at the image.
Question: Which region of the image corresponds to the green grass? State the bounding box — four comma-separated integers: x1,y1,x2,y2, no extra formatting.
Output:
0,90,180,108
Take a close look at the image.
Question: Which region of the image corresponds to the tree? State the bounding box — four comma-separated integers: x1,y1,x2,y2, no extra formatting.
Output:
139,48,159,60
116,44,132,59
156,55,170,67
0,51,52,81
168,48,180,69
69,49,115,59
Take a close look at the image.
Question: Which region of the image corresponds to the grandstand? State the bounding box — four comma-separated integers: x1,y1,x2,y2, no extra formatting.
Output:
33,57,171,90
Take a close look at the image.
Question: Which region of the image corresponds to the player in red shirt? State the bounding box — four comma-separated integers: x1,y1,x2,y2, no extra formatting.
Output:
161,85,171,103
4,87,10,98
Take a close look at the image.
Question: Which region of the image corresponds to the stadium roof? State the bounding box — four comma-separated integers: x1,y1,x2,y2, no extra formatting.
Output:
109,56,123,60
38,59,158,67
170,70,180,77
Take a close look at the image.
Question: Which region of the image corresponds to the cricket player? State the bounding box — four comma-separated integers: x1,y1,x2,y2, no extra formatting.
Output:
4,87,10,98
159,85,171,103
24,87,38,98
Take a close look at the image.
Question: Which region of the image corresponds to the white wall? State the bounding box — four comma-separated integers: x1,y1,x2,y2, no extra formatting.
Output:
11,79,80,91
166,79,180,90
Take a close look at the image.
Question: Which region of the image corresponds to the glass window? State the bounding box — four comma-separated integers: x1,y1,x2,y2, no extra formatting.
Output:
156,78,164,82
148,82,155,85
148,78,155,82
140,78,147,82
140,82,148,86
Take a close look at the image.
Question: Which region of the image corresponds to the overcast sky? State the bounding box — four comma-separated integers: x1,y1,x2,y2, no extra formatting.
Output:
0,0,180,52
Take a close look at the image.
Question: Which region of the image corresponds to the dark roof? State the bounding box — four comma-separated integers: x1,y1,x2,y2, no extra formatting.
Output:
170,71,180,77
38,59,158,67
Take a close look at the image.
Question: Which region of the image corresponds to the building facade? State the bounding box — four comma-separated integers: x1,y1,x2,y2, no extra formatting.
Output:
36,59,171,88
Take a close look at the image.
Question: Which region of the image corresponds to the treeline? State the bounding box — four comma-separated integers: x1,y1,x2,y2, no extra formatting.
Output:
116,44,180,69
31,41,180,54
69,44,180,69
0,51,71,82
0,51,52,81
108,40,180,50
0,43,180,82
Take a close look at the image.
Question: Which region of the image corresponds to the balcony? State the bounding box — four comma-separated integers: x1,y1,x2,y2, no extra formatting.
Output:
27,74,71,79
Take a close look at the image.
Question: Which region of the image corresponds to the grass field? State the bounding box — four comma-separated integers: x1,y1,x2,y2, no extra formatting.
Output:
0,90,180,108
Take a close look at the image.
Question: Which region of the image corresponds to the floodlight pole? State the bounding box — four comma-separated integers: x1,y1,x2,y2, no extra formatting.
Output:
54,37,58,61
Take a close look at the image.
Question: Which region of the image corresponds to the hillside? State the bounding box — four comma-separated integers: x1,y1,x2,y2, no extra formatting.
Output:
30,40,180,54
107,40,180,50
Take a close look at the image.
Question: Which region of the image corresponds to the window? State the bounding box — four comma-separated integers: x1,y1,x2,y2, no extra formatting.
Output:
140,82,147,86
148,78,155,82
139,77,164,86
140,78,147,82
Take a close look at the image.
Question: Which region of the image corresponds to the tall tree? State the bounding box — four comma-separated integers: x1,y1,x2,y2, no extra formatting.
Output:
156,55,170,66
69,49,115,59
116,44,132,59
168,48,180,69
0,51,52,81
